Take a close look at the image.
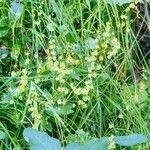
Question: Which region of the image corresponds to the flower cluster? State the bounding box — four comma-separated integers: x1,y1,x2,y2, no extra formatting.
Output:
66,52,80,66
120,0,138,30
86,48,101,77
27,86,42,129
68,47,102,108
108,135,116,150
100,22,120,59
46,40,72,84
18,69,28,93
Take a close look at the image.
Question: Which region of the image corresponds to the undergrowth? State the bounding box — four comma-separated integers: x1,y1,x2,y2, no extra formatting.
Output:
0,0,149,149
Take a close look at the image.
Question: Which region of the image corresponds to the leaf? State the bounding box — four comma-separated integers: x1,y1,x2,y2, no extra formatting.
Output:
115,133,148,146
71,43,81,55
85,37,97,49
81,134,148,150
85,0,91,8
106,0,146,5
55,104,74,115
0,131,6,140
65,32,75,43
81,139,108,150
106,0,131,5
64,138,108,150
70,72,81,81
0,49,9,59
64,143,81,150
98,73,110,84
9,1,23,22
23,128,61,150
0,27,9,37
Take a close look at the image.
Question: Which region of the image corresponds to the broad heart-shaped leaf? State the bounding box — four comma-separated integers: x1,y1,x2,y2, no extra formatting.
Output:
80,134,148,150
106,0,146,5
64,139,108,150
64,143,81,150
114,133,148,146
81,139,108,150
106,0,132,5
23,128,61,150
9,1,23,22
0,131,6,140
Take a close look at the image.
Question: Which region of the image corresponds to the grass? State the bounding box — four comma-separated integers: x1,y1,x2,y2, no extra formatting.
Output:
0,0,150,149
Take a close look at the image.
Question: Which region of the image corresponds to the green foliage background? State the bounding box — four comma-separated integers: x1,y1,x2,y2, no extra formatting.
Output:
0,0,149,149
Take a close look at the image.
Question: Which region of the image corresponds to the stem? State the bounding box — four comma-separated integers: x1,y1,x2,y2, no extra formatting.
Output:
144,0,150,31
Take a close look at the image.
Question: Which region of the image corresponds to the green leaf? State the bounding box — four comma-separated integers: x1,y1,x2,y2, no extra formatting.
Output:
81,134,148,150
0,131,6,140
0,30,9,37
81,139,108,150
64,143,81,150
85,38,96,49
115,133,148,146
85,0,91,8
71,43,81,55
65,32,75,43
23,128,61,150
9,1,23,22
106,0,146,5
0,15,9,38
0,49,9,59
106,0,131,5
55,104,74,115
98,73,110,84
1,93,11,104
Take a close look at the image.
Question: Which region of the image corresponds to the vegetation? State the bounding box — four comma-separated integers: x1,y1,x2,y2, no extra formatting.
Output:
0,0,149,149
